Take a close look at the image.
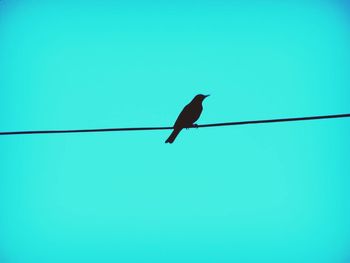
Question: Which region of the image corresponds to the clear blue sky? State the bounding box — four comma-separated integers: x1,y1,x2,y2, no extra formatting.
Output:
1,1,350,262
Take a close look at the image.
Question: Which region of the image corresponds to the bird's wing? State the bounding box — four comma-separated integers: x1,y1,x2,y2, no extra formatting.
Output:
174,103,202,128
174,104,191,127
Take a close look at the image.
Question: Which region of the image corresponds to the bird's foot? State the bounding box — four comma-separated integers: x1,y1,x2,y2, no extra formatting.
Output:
185,124,198,129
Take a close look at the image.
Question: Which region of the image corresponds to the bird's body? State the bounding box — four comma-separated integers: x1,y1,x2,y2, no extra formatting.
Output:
165,94,209,143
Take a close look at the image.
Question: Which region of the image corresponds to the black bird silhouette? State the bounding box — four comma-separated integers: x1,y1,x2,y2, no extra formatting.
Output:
165,94,209,143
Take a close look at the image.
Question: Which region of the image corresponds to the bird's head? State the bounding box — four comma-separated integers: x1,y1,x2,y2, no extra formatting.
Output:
193,94,210,102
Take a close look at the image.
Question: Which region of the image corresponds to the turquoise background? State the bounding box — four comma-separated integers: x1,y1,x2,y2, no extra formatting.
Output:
1,0,350,262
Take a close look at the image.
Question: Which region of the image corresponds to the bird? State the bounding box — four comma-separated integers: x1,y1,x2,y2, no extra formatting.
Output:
165,94,209,143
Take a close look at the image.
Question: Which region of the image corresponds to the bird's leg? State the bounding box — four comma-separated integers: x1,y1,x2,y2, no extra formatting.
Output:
185,124,198,129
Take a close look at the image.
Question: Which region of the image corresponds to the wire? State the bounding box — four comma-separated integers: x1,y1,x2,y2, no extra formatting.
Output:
0,113,350,136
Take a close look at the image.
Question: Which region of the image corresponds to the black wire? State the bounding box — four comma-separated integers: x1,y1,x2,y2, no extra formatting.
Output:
0,113,350,136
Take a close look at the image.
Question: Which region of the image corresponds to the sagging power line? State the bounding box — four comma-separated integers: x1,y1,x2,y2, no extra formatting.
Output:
0,113,349,136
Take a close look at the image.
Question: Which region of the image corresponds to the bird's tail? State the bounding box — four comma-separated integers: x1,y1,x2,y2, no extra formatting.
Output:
165,128,182,144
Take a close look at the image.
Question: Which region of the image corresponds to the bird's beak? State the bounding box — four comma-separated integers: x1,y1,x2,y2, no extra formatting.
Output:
204,94,210,98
